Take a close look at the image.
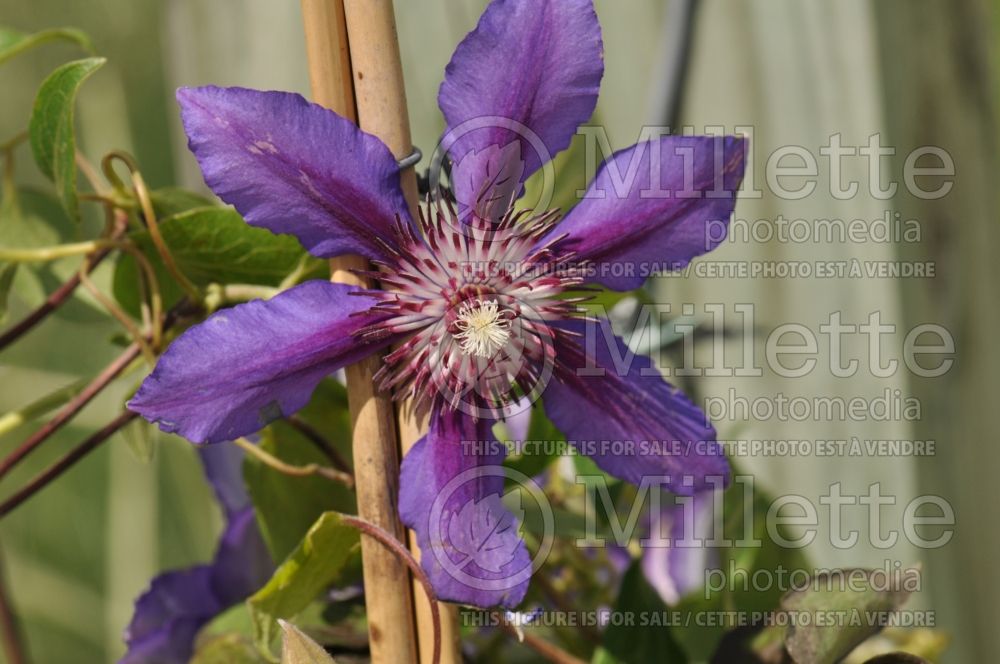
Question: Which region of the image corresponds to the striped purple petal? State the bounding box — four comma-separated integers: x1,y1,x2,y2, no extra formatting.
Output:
439,0,603,212
178,86,409,261
129,281,394,444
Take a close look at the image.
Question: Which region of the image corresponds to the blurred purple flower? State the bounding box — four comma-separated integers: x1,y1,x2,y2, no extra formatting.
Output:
641,490,719,605
129,0,744,609
501,397,533,443
120,444,272,663
602,489,718,606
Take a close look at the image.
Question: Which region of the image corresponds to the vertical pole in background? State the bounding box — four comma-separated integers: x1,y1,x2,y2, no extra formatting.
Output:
0,548,26,664
339,1,464,661
299,2,418,662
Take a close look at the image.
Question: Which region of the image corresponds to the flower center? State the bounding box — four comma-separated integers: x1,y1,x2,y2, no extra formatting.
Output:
357,197,589,417
453,299,510,358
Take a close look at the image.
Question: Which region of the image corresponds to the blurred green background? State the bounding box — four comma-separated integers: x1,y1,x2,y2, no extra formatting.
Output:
0,0,997,662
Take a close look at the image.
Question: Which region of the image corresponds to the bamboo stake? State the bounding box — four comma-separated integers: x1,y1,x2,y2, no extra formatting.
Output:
400,410,464,664
300,2,417,662
339,2,463,662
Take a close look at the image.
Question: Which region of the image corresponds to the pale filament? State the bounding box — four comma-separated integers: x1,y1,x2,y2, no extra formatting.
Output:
453,299,511,358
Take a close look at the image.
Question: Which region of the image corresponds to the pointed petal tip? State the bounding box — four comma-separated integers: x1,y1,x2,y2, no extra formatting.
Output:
129,281,391,447
400,408,532,609
549,134,747,290
174,85,408,261
174,83,221,110
543,321,731,493
440,0,604,203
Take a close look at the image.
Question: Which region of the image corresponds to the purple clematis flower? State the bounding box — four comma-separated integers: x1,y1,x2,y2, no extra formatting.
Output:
129,0,744,608
121,443,273,663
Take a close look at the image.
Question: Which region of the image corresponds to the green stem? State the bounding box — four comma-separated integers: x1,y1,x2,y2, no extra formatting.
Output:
0,239,123,262
75,151,107,196
0,132,27,155
279,254,316,290
233,437,354,488
0,380,87,439
78,262,156,363
102,152,201,302
204,283,280,311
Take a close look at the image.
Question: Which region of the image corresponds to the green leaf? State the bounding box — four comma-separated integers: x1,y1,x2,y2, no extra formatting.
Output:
0,179,76,250
863,654,929,664
28,57,106,222
503,405,562,481
0,262,18,322
515,500,614,542
244,381,355,561
718,474,812,615
112,206,325,318
0,183,104,321
143,207,319,283
603,562,688,664
519,111,602,214
279,620,337,664
0,186,77,271
1,151,72,255
119,416,155,463
0,26,94,66
191,633,270,664
200,602,256,641
590,647,617,664
781,567,916,664
572,451,607,477
668,470,811,662
148,187,214,219
705,622,786,664
247,512,361,651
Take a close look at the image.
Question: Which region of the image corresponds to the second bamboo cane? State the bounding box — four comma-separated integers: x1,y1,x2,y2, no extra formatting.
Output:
300,1,418,662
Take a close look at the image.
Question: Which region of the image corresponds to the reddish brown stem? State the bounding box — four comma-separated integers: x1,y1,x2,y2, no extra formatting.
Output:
0,270,85,352
0,299,191,517
341,514,441,664
492,612,587,664
0,343,141,481
285,415,353,474
0,410,137,518
0,211,127,353
0,302,190,481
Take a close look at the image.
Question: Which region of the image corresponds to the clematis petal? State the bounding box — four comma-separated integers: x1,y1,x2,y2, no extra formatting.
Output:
543,319,729,493
198,443,250,518
449,141,526,222
177,86,408,260
129,281,393,444
399,408,531,608
439,0,603,211
122,445,273,664
641,490,719,605
120,567,217,664
210,508,273,606
551,135,746,290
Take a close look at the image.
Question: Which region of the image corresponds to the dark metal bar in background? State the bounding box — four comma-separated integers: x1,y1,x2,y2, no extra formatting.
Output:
652,0,701,132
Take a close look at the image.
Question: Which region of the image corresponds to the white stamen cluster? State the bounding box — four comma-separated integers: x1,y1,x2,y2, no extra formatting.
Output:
355,196,588,417
453,299,511,358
